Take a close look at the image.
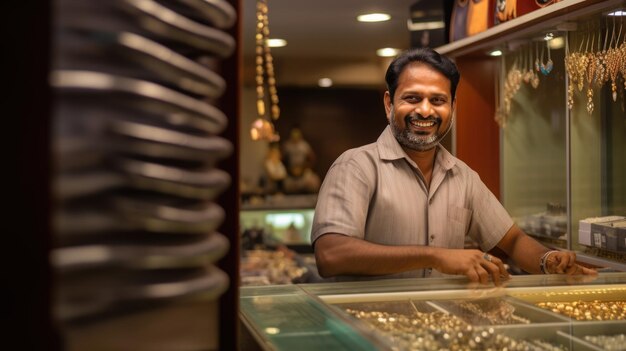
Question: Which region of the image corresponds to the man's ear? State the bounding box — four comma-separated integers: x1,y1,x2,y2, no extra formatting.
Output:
383,91,392,123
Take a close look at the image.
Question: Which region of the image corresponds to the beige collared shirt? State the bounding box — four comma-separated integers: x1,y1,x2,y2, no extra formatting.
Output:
311,126,513,280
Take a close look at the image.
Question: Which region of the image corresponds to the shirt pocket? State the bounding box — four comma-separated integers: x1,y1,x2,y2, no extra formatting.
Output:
446,206,473,248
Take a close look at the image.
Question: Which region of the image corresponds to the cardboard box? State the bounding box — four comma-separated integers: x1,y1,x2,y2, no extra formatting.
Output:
590,219,626,253
578,216,625,247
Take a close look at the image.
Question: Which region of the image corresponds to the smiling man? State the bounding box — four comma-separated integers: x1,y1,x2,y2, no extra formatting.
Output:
311,47,595,285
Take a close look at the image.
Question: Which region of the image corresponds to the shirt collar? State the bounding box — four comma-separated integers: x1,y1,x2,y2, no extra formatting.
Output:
378,125,457,171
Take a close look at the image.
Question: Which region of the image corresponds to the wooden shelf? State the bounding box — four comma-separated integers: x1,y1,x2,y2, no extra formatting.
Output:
435,0,624,58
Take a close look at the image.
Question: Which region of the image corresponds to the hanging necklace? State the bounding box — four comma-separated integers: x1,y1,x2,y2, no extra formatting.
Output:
586,30,596,114
606,16,620,102
539,39,553,75
250,0,280,141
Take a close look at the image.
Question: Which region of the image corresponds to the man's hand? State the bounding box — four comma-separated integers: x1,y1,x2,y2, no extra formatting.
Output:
545,251,597,275
433,249,510,286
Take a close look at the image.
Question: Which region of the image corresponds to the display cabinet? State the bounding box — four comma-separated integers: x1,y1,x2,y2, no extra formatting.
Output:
239,195,319,285
436,0,626,270
240,194,316,248
240,272,626,350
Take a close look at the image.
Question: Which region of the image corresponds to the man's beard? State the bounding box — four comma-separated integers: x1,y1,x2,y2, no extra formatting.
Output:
389,106,453,152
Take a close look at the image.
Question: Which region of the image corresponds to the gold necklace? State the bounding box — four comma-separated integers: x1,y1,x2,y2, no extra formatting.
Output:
250,0,280,141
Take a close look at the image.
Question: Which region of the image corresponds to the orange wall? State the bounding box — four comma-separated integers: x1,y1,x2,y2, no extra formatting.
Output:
455,57,500,199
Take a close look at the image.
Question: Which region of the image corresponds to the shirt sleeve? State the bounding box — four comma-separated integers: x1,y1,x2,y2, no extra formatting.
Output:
311,157,373,245
466,170,514,251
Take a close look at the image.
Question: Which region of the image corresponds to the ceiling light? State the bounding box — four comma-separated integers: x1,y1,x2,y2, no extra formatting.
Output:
267,38,287,47
318,78,333,88
608,10,626,16
357,13,391,22
264,327,280,335
543,32,554,41
489,50,502,57
376,48,400,57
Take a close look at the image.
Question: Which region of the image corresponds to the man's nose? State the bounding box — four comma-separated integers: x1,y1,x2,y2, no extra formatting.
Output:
414,100,434,117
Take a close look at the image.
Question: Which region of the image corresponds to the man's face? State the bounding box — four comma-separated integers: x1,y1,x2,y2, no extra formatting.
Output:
384,62,455,152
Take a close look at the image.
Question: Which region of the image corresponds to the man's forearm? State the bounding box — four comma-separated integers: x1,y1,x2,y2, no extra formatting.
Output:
314,233,439,277
498,225,548,274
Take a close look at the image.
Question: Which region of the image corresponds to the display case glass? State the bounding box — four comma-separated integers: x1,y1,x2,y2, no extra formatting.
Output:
501,36,568,248
239,201,319,286
240,207,314,247
444,0,626,268
501,5,626,267
240,273,626,350
567,13,626,264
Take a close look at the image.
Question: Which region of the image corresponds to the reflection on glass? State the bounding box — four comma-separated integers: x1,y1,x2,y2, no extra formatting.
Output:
569,17,626,265
501,41,567,248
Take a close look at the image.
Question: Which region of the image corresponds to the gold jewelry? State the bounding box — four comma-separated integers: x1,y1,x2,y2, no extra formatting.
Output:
594,30,608,88
576,32,590,92
586,50,596,114
528,45,540,88
503,59,522,115
537,300,626,321
250,0,280,142
607,17,621,102
564,40,578,109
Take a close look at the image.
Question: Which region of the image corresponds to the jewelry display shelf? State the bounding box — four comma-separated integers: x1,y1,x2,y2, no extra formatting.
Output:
435,0,624,58
438,0,626,272
240,273,626,351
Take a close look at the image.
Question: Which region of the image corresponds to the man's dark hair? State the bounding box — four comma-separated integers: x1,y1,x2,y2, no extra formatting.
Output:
385,47,460,102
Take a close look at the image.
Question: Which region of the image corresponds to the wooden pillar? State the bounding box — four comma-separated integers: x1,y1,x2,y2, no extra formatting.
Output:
455,57,501,199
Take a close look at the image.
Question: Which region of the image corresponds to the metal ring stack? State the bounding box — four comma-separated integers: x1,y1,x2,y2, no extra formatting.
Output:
51,0,236,348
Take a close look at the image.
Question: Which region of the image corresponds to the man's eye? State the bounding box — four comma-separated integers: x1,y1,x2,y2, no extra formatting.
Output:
405,96,420,103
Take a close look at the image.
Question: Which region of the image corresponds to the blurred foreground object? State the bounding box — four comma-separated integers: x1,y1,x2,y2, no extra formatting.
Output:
50,0,236,349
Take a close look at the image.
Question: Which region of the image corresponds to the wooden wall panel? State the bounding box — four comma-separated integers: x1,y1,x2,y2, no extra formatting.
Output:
276,87,388,180
455,57,500,199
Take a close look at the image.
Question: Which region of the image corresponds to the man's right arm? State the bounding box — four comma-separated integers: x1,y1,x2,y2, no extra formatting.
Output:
314,233,509,285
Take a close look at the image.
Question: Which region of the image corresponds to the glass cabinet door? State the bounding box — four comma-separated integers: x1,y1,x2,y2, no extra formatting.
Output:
501,37,568,249
568,13,626,264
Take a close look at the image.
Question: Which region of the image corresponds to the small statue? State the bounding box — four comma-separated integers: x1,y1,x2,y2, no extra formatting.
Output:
263,143,287,194
282,127,315,178
281,127,320,193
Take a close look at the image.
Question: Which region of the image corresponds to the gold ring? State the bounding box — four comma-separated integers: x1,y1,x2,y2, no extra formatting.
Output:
483,253,492,262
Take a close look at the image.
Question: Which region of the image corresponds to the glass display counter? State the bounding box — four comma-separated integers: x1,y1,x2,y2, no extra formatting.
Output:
240,273,626,350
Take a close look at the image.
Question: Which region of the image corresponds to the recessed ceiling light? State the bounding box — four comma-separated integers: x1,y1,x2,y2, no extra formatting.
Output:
318,78,333,88
489,50,502,57
376,48,400,57
357,13,391,22
267,38,287,48
608,10,626,16
264,327,280,335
